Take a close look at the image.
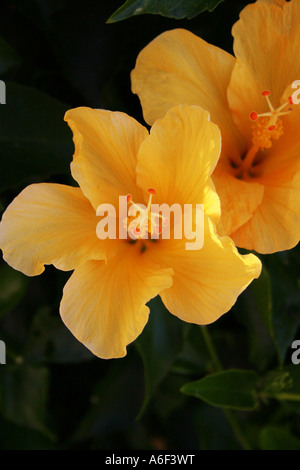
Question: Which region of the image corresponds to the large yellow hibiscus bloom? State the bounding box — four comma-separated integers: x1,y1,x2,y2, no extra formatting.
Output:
0,105,261,359
131,0,300,254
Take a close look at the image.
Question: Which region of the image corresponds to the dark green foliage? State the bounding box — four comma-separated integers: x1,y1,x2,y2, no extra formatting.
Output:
107,0,225,23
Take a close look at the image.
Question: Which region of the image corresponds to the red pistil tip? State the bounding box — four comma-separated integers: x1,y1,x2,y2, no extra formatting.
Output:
268,125,275,131
133,227,140,235
288,96,294,105
148,188,156,195
262,90,271,96
126,194,132,203
250,111,258,121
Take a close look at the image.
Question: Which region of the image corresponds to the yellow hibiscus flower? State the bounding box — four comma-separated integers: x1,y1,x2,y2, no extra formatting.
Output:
131,0,300,254
0,105,261,359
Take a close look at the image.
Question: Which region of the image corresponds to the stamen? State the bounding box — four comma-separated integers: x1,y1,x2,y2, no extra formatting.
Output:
124,187,167,241
232,88,296,180
249,90,293,150
263,90,274,112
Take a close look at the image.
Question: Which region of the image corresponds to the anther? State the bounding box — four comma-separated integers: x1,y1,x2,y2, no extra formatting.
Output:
148,188,156,195
250,111,258,121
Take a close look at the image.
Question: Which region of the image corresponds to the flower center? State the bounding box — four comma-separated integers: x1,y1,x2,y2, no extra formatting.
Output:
230,90,294,180
124,188,168,245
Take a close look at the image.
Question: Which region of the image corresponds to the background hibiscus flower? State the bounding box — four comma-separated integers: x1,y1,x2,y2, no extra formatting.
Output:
131,0,300,253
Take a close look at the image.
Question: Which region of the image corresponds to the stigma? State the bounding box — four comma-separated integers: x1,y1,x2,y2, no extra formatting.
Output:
124,188,168,242
249,90,293,150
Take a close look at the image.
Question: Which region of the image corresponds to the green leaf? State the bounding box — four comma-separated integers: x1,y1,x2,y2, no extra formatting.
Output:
260,426,300,450
0,82,73,190
0,262,28,319
181,369,259,410
135,296,187,418
261,369,293,396
107,0,225,23
0,37,21,75
0,364,54,439
260,365,300,406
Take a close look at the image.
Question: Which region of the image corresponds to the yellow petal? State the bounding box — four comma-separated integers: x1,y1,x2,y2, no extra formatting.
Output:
228,0,300,145
131,28,244,157
0,183,106,276
231,164,300,253
213,162,264,236
158,216,262,324
136,105,221,224
60,249,174,359
231,0,300,106
227,60,265,147
64,107,148,209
